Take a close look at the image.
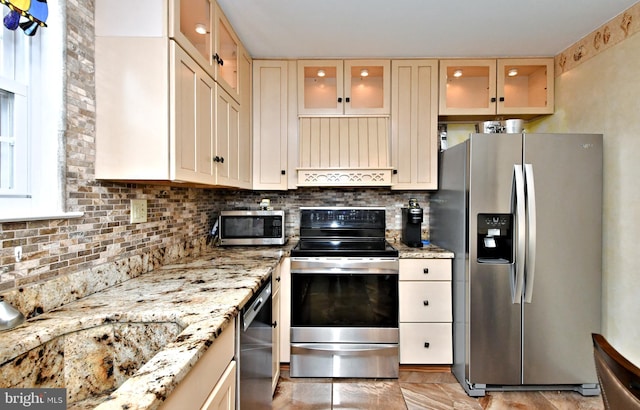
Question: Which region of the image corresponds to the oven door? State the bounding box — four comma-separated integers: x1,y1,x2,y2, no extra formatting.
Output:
290,257,399,378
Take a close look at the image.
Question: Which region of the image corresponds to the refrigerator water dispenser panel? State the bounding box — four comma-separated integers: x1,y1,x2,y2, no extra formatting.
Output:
477,214,513,264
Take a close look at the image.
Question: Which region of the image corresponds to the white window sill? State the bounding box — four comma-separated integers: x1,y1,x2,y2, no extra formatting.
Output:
0,211,84,223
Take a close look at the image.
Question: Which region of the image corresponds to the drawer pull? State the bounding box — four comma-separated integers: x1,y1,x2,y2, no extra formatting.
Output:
424,342,430,348
423,300,429,306
423,268,429,274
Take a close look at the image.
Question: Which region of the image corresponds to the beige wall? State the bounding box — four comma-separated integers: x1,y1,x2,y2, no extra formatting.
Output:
530,33,640,365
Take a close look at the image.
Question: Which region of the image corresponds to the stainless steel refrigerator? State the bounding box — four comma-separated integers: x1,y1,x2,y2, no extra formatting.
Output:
431,133,602,397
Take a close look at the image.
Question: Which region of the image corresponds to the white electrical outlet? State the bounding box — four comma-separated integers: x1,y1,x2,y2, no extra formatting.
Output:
130,199,148,223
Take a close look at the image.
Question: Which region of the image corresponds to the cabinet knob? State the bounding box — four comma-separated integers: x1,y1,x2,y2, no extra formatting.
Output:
220,157,224,163
490,97,496,103
272,321,278,328
213,156,220,162
499,97,505,102
424,342,430,348
276,276,281,282
345,97,350,103
423,300,429,306
423,268,429,274
392,170,398,175
337,97,343,103
281,170,286,175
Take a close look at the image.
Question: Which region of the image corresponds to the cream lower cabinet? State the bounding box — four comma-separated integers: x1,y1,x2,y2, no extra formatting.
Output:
399,259,453,364
272,262,282,394
279,258,291,364
161,318,236,410
391,60,439,190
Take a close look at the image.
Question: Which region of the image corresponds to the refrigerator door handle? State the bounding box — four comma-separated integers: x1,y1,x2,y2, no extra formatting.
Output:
524,164,537,303
512,165,526,304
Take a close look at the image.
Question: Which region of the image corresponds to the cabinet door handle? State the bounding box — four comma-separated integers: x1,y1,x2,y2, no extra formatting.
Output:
337,97,343,103
423,268,429,274
281,170,286,175
392,169,398,175
272,321,278,328
424,342,430,348
491,97,497,103
213,156,220,163
345,97,350,103
423,300,429,306
276,276,281,282
499,97,505,102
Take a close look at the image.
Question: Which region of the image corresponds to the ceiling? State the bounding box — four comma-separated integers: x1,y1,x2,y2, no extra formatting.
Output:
216,0,638,59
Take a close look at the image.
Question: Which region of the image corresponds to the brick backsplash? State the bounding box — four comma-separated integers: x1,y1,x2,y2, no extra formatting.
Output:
0,1,431,295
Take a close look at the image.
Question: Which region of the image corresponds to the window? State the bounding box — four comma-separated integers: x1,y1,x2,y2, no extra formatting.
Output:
0,5,69,221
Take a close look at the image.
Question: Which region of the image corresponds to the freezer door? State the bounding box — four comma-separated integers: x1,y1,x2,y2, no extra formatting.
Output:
522,133,602,385
467,133,523,385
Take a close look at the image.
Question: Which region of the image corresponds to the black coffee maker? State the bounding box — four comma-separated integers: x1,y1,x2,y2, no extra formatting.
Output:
401,198,423,248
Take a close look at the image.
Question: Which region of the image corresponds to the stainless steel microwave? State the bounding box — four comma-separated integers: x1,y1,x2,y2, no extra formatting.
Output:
218,210,286,246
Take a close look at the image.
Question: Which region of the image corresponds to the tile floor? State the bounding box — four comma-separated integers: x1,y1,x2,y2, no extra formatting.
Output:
273,367,605,409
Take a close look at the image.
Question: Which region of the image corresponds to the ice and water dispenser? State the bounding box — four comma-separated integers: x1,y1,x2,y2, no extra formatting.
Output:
477,214,513,263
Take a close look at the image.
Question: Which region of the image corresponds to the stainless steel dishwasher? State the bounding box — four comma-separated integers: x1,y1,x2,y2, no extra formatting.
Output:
238,280,272,409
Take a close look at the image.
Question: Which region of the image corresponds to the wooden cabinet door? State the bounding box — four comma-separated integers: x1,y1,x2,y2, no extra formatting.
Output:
214,3,240,103
201,361,237,410
298,60,343,115
169,0,215,77
344,60,390,115
253,60,289,190
497,58,554,115
272,270,281,395
172,43,216,184
439,59,497,116
391,60,438,190
236,46,253,189
215,85,240,186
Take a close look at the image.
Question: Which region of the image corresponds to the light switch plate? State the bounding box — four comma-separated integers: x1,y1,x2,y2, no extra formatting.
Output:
130,199,147,223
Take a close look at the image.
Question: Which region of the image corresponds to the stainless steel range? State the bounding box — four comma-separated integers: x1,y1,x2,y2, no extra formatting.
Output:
289,207,399,378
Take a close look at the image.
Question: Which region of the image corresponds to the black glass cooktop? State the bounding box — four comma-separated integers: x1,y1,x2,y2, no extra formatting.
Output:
292,208,398,258
291,238,398,258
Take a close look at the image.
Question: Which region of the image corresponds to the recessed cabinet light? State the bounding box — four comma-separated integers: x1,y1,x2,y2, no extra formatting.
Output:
195,23,207,35
317,69,326,77
508,68,519,77
453,69,463,78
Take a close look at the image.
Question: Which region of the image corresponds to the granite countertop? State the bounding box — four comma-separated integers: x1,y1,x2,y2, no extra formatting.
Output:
0,239,452,409
393,241,455,259
0,245,288,410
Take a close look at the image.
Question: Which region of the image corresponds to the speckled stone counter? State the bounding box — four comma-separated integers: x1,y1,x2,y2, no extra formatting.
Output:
0,238,452,409
0,245,289,410
392,241,455,259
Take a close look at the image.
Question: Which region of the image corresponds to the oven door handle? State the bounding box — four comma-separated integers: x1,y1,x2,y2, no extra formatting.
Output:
291,343,398,354
291,258,399,275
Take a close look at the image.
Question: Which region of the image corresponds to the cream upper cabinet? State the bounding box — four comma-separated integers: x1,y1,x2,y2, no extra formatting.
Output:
439,58,554,116
172,44,216,184
170,0,243,103
298,60,390,115
253,60,289,190
213,2,241,102
391,60,439,190
95,0,251,188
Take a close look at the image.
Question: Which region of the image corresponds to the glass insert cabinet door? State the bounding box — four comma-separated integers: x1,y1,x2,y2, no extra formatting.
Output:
298,60,390,115
439,58,554,116
439,59,497,116
170,0,213,69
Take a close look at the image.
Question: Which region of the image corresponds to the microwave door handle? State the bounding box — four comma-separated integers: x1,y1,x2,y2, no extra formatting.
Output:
512,164,526,304
524,164,537,303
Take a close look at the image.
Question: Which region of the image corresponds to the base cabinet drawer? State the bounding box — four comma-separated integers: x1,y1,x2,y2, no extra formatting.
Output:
399,323,452,364
399,281,452,322
399,258,451,281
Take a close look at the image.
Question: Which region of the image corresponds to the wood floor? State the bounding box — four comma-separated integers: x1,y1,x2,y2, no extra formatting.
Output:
273,366,605,409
